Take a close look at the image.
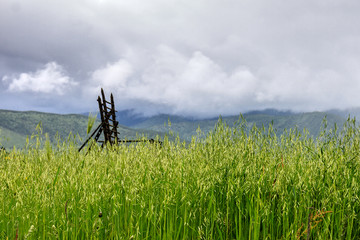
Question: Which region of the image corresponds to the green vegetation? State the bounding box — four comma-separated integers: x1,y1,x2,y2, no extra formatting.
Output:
0,110,164,149
0,109,348,149
133,111,346,142
1,117,360,239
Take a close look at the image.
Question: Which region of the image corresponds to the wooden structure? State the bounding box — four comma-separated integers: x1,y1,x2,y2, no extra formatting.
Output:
78,88,119,152
97,88,119,145
79,88,160,153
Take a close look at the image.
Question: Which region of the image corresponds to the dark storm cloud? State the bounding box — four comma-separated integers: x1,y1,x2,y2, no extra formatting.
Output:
1,0,360,116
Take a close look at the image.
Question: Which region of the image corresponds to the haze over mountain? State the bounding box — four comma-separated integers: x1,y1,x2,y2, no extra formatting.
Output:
1,108,355,149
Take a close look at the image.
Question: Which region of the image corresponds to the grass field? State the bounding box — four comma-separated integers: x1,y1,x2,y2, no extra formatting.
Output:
1,117,360,239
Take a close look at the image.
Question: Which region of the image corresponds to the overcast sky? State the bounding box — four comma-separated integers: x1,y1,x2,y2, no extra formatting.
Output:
1,0,360,117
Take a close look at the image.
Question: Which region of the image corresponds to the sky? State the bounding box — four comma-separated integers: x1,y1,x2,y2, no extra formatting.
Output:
1,0,360,118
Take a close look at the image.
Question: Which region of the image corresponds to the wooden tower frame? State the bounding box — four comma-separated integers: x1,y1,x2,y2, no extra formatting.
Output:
79,88,161,153
79,88,119,152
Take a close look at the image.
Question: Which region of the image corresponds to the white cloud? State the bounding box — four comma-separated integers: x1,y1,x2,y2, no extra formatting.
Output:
88,59,133,96
87,46,258,117
2,62,77,95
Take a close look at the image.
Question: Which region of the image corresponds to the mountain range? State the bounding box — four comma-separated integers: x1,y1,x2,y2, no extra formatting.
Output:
0,108,358,149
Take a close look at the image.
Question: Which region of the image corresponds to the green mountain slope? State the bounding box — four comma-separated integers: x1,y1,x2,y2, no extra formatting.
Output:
0,109,348,149
0,110,164,149
0,126,26,149
133,111,347,142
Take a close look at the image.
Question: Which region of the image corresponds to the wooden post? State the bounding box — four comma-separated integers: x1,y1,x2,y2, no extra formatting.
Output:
110,93,119,143
100,88,111,144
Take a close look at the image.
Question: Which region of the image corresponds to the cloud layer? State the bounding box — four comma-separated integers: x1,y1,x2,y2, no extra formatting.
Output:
85,47,259,116
83,46,360,117
1,0,360,116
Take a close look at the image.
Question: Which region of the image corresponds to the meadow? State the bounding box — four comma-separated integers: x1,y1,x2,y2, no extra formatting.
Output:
1,117,360,239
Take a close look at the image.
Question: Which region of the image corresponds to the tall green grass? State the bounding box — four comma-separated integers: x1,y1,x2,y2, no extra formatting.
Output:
1,117,360,239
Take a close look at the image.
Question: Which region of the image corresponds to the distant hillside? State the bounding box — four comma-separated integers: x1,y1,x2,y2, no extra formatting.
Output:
326,107,360,120
0,110,164,149
242,111,346,136
0,109,350,149
132,111,347,142
115,109,148,126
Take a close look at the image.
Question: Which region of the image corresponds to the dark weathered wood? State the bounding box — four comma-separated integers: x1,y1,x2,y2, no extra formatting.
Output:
79,88,161,153
96,88,117,145
78,122,103,152
110,93,119,143
118,139,162,144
